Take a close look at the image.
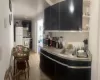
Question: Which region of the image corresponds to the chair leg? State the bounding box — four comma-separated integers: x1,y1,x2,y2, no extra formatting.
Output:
28,68,29,79
25,71,26,79
16,69,18,80
26,60,30,79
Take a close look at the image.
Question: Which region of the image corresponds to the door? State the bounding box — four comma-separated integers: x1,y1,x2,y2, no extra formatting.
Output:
37,19,43,53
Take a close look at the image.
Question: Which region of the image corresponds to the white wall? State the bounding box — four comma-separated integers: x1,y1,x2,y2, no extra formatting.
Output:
32,18,37,52
12,0,48,19
98,14,100,80
0,0,14,79
50,32,88,43
32,12,44,53
89,0,100,80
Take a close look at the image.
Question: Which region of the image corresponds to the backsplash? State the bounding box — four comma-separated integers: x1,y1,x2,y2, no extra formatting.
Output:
44,31,89,47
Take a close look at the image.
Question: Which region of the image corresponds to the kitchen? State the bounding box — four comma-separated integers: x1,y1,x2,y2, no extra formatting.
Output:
10,0,100,80
0,0,100,79
14,19,32,49
39,0,92,80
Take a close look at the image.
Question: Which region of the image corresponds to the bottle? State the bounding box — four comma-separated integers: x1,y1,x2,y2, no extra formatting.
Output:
59,36,63,49
56,37,59,49
45,35,49,46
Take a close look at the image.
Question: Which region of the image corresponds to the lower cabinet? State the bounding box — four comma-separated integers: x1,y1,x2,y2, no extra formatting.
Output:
40,53,91,80
67,68,91,80
55,62,91,80
40,54,55,79
55,62,68,80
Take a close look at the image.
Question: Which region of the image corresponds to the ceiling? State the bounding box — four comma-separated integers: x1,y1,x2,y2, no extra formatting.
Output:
12,0,49,19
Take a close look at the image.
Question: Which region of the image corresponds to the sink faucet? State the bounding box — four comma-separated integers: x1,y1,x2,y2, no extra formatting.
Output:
72,46,77,56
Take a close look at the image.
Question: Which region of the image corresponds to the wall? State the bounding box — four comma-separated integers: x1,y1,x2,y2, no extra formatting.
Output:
32,12,44,53
88,0,100,80
32,18,37,52
0,0,14,80
98,10,100,80
44,31,88,48
50,32,88,43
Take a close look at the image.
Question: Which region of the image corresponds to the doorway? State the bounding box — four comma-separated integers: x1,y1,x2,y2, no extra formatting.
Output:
37,19,44,53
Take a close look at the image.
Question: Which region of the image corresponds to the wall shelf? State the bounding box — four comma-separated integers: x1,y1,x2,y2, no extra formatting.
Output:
83,0,90,5
83,0,90,2
83,15,90,19
83,0,90,3
44,30,89,33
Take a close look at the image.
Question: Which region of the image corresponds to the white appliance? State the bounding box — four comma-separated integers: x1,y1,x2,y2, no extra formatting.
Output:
15,27,23,45
23,38,30,48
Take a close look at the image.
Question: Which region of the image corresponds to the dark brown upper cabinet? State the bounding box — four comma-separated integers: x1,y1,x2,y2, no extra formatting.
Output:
44,0,83,30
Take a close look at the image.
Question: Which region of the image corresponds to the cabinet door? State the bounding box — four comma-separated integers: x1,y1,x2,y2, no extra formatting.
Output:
40,53,55,79
44,7,51,30
50,3,59,30
55,62,68,80
67,68,91,80
22,20,31,32
28,21,32,32
59,0,82,30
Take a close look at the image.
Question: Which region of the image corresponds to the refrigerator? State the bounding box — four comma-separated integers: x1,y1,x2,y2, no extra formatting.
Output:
15,27,23,46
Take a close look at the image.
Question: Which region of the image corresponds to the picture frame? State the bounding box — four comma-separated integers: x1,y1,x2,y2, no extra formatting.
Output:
9,0,12,12
9,14,12,25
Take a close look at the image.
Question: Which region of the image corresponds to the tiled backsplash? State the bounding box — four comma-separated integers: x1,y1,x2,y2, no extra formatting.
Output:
67,42,84,48
45,31,89,45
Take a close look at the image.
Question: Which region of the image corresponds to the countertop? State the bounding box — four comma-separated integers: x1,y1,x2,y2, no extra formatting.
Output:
41,46,92,61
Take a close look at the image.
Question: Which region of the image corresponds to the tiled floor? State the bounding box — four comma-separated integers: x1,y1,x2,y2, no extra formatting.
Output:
29,52,51,80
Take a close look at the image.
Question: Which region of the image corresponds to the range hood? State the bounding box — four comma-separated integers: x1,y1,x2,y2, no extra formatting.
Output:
45,0,65,5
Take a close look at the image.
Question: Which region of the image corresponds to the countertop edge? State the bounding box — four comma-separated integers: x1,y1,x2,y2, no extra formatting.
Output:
40,46,92,62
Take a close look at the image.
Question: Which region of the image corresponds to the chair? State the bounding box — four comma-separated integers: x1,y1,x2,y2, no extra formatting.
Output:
14,55,30,80
4,45,30,80
13,45,30,80
4,66,23,80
